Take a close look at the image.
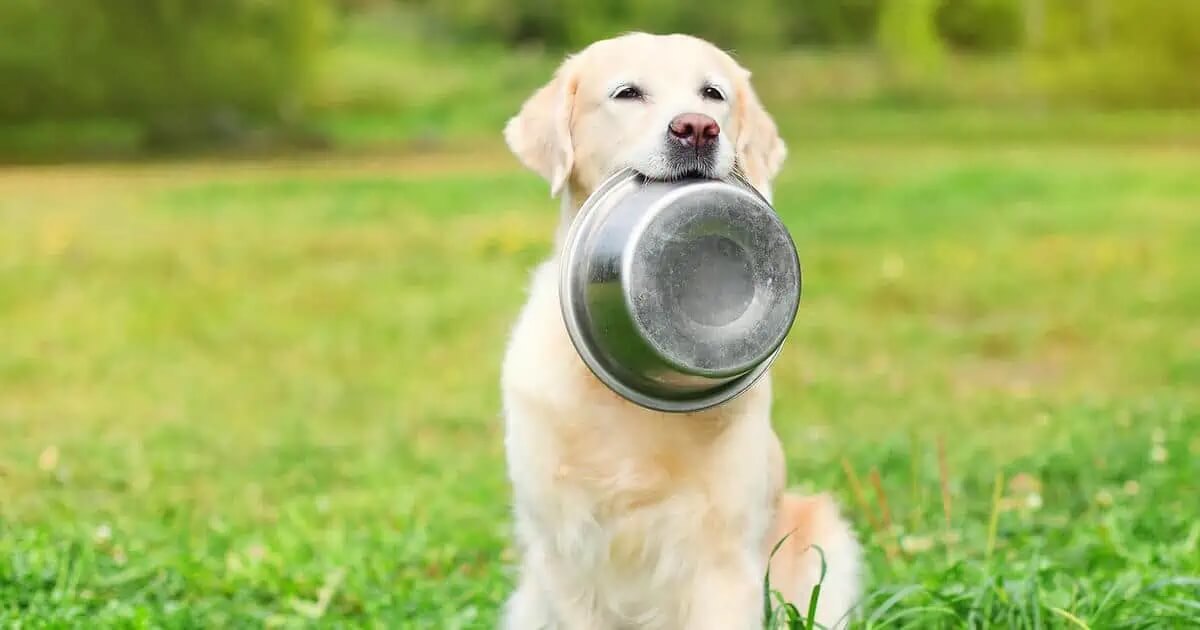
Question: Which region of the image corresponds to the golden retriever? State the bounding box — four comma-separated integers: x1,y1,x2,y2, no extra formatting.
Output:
500,33,861,629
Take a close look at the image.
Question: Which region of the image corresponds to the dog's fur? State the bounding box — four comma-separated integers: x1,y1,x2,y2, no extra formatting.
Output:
500,33,861,630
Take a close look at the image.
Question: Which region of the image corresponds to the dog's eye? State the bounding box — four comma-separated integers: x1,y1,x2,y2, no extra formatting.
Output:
701,85,725,101
611,85,643,100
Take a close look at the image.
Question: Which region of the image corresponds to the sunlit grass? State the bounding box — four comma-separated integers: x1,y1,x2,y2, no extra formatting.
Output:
2,129,1198,626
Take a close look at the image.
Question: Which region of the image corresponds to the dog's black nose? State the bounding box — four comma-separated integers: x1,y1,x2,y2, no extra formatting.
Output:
669,113,719,148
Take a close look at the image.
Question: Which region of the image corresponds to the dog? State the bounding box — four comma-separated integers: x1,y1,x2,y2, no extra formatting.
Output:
500,33,861,629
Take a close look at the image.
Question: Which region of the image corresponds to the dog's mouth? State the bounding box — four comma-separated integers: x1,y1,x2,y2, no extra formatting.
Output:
632,168,734,189
632,169,708,186
640,158,723,183
636,163,731,184
624,143,733,184
676,167,709,179
670,151,719,179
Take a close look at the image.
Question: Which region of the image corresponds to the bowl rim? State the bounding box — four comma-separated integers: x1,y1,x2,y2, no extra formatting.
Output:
558,168,798,413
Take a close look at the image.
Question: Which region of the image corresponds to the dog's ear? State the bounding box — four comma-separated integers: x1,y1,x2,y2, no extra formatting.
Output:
505,60,579,197
734,70,786,194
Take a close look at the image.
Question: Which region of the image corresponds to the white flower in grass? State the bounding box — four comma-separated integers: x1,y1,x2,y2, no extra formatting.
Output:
1150,445,1168,464
93,523,113,545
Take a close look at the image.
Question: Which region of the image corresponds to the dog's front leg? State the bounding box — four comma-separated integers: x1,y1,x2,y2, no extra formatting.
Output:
683,553,765,630
503,577,554,630
503,557,610,630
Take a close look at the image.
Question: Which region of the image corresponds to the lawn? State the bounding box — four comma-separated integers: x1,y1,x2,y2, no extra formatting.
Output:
2,113,1199,627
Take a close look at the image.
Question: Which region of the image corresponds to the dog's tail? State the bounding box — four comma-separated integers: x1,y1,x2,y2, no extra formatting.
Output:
766,492,863,629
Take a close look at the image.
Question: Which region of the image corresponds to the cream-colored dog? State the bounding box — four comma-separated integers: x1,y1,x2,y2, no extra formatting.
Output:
500,33,861,630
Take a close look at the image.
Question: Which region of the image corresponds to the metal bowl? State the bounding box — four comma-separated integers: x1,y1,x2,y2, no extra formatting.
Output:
559,169,801,412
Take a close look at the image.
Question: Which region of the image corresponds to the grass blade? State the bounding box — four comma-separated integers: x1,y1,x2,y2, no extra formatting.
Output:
1050,607,1091,630
804,545,828,630
985,470,1004,563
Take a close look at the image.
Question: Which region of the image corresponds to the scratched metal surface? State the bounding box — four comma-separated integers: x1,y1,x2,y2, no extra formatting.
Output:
559,169,801,413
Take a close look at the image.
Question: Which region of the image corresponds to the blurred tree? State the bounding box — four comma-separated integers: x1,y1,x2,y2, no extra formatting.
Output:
387,0,1200,107
936,0,1022,52
876,0,945,78
1031,0,1200,106
5,0,1199,157
408,0,992,52
780,0,882,46
0,0,330,146
1022,0,1045,47
405,0,854,50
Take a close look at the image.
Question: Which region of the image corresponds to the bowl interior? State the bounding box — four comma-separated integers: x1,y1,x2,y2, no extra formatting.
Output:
624,181,800,378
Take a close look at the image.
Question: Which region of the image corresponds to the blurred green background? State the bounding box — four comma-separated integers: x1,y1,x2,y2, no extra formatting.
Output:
1,1,1198,627
3,0,1200,158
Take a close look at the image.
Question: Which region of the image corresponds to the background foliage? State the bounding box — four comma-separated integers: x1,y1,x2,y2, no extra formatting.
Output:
0,0,329,147
0,0,1197,155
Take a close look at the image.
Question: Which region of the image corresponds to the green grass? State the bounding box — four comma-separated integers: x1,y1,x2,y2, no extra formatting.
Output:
2,121,1198,627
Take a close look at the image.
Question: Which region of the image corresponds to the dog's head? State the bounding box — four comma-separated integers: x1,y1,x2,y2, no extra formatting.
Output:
505,33,786,202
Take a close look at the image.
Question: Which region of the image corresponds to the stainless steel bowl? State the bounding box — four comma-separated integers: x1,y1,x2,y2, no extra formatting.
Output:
559,169,801,412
